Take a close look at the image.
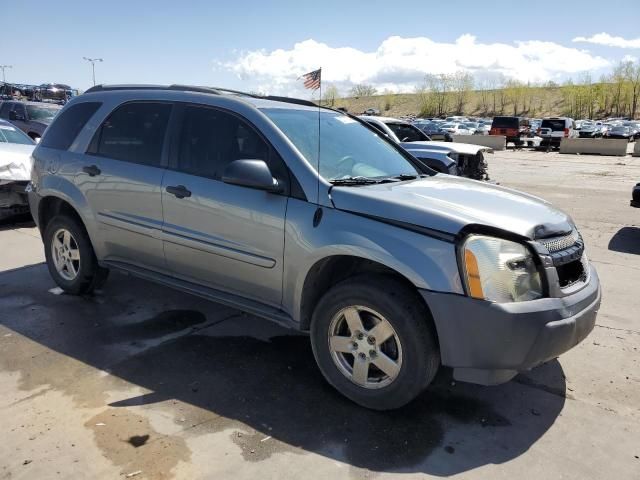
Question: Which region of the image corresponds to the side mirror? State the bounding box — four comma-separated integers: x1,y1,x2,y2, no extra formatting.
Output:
222,159,282,193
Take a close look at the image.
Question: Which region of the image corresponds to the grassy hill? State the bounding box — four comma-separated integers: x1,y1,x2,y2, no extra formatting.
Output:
330,86,573,119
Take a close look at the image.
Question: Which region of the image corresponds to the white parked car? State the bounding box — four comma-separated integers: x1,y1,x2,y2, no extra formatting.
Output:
0,119,35,219
441,123,473,135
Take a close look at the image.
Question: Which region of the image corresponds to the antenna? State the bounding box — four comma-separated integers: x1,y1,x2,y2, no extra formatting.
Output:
316,67,322,205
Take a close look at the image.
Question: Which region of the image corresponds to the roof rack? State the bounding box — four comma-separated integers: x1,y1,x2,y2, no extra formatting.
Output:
83,84,326,109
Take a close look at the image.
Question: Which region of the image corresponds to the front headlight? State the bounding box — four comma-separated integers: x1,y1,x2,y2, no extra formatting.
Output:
461,235,543,303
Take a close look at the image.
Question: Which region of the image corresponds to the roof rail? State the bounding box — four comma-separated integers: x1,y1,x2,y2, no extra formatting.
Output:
84,84,225,95
82,84,327,109
261,95,318,107
209,86,260,98
167,84,222,95
84,84,170,94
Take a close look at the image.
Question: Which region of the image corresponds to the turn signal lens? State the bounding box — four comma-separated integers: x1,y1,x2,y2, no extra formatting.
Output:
464,249,484,299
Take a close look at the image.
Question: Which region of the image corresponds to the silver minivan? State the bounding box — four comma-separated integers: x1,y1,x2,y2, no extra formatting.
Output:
28,85,601,410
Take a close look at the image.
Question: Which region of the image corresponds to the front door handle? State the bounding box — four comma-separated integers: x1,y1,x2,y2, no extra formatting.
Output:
82,165,101,176
166,185,192,199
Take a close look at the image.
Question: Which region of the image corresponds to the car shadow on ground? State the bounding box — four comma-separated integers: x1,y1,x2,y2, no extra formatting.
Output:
608,226,640,255
0,265,567,476
0,213,35,231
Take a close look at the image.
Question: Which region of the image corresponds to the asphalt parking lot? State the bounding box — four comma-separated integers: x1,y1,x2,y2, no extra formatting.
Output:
1,148,639,479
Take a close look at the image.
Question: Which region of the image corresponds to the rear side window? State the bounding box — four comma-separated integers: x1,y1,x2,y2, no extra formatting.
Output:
541,119,566,131
41,102,101,150
90,102,172,166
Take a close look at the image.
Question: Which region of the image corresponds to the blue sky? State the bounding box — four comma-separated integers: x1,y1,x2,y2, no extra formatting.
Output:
2,0,639,95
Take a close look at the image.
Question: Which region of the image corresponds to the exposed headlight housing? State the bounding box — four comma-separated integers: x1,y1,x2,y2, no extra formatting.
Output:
461,235,543,303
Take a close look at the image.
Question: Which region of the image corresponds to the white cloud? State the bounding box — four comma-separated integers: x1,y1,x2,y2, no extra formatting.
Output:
573,32,640,49
220,35,609,96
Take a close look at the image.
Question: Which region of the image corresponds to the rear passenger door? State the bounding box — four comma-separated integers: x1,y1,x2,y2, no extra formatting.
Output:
80,101,172,272
161,104,289,307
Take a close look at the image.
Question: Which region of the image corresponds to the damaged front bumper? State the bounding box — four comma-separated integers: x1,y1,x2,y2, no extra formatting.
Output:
0,181,30,220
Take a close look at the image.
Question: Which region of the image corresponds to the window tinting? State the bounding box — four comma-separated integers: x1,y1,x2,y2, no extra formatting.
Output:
41,102,101,150
177,106,272,179
93,102,171,166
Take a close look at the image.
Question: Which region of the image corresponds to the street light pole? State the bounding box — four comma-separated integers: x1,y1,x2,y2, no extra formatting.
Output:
0,65,13,83
82,57,103,86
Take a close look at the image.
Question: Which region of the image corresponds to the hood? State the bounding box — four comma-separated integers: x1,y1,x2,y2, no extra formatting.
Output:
330,175,572,239
0,143,34,182
401,141,490,155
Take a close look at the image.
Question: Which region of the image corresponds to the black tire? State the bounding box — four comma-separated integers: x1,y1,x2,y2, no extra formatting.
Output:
43,214,109,295
310,275,440,410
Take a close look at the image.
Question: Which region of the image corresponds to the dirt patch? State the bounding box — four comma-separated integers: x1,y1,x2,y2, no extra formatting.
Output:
86,408,190,479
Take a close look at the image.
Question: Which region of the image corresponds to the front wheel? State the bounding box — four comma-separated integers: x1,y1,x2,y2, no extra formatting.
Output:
310,276,440,410
44,214,109,295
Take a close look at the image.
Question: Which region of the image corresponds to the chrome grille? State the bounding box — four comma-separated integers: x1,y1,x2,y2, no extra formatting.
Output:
539,230,580,253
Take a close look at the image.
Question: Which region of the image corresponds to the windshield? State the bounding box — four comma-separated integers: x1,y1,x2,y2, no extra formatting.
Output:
26,105,59,122
262,108,419,181
0,124,34,144
385,122,427,142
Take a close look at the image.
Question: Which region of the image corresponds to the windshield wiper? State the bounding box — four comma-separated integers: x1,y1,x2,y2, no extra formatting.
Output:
391,174,419,181
329,176,383,186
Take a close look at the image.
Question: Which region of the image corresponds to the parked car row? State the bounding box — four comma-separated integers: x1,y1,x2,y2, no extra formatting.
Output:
0,82,78,105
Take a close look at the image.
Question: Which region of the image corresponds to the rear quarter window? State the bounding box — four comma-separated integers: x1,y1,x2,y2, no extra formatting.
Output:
40,102,102,150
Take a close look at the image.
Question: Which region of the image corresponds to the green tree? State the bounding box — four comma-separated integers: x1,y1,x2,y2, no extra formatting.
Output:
350,84,377,97
323,85,339,107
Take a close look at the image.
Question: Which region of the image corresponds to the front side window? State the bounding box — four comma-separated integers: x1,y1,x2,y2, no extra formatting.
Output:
176,105,279,179
262,108,419,181
92,102,172,166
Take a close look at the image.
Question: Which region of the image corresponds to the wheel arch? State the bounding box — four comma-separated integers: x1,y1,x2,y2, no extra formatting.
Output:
298,255,439,345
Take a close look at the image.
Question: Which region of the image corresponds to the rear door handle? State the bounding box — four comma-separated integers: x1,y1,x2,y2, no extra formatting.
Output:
166,185,191,199
82,165,101,176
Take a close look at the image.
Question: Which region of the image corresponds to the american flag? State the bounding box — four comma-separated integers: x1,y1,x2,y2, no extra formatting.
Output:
301,68,321,90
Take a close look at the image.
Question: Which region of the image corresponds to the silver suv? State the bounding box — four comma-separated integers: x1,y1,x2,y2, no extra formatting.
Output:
28,85,601,410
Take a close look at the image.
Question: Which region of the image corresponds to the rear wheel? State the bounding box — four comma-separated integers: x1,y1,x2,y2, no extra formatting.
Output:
44,214,109,295
310,275,440,410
